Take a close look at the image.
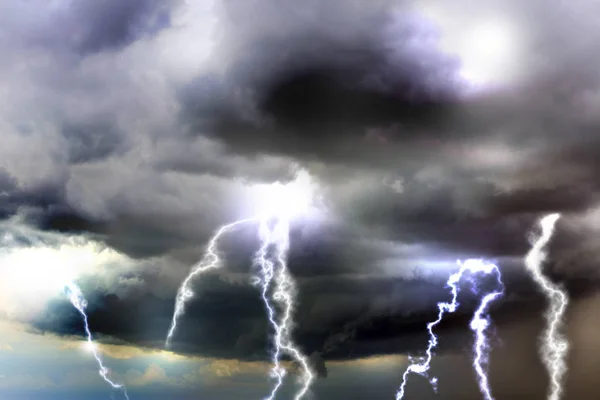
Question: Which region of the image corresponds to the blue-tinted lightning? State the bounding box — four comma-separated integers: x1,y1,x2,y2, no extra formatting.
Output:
396,259,503,400
65,282,129,399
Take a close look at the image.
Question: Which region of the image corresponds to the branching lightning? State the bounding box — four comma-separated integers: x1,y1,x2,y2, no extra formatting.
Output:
396,259,504,400
272,217,313,400
65,282,129,400
165,169,316,399
253,220,287,399
253,217,314,400
524,213,568,400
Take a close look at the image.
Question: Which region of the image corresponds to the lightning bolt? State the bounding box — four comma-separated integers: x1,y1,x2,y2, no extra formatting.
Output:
470,274,504,400
524,213,568,400
166,170,315,399
396,259,503,400
165,217,257,347
252,217,313,400
252,219,286,398
273,230,314,400
65,282,129,400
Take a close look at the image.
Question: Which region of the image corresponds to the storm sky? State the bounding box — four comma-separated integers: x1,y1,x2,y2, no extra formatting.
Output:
2,0,600,399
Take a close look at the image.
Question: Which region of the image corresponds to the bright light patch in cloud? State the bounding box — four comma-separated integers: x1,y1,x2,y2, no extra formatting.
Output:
415,2,521,89
248,169,319,220
0,220,129,320
458,20,517,86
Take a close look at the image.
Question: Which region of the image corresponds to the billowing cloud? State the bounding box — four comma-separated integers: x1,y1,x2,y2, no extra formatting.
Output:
2,3,600,397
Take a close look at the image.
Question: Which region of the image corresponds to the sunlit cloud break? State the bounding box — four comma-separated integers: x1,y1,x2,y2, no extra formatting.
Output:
0,218,130,397
0,218,126,319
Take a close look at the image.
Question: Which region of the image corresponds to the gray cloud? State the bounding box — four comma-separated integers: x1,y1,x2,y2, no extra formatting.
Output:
1,0,600,379
1,0,177,55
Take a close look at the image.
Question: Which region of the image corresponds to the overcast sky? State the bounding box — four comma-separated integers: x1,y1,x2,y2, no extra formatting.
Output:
2,0,600,399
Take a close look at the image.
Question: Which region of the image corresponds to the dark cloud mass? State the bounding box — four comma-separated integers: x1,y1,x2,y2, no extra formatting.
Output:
182,3,463,167
3,0,600,398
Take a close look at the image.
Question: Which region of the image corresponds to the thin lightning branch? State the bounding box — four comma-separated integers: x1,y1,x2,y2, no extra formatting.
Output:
65,283,129,400
524,213,568,400
166,217,256,347
470,267,504,400
396,259,503,400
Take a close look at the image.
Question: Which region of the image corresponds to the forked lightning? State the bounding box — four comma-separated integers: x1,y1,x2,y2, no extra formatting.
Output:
166,170,316,399
396,259,503,400
254,217,314,400
253,221,286,398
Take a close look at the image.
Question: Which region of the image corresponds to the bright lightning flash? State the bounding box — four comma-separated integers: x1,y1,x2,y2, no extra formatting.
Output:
65,282,129,399
252,215,314,400
396,259,504,400
524,213,567,400
165,169,316,400
251,170,315,400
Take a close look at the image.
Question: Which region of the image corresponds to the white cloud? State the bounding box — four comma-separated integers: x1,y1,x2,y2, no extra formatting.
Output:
0,216,133,320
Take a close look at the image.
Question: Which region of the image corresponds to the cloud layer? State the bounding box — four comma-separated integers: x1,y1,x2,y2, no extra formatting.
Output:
2,0,600,376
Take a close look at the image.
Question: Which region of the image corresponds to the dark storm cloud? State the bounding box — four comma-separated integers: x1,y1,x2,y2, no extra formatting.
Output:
29,273,446,359
178,3,485,162
31,274,270,359
31,206,109,236
152,1,600,306
150,136,296,183
4,0,600,375
27,249,558,363
331,177,542,262
174,0,600,226
3,0,597,264
180,2,463,167
0,184,68,225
